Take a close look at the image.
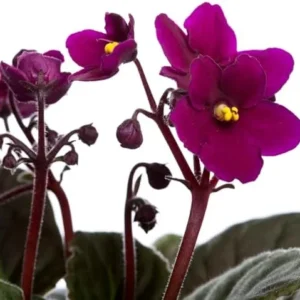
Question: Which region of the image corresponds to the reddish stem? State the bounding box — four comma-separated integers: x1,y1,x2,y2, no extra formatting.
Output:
0,183,33,205
9,93,73,258
21,92,49,300
163,169,215,300
124,162,146,300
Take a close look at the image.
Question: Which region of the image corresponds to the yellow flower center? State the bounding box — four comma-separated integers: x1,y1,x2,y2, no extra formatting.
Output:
214,104,239,122
104,42,119,54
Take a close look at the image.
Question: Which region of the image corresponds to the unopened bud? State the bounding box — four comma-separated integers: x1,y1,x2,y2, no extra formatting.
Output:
2,154,17,170
78,124,98,146
116,119,143,149
63,150,78,166
146,163,172,190
46,129,58,146
134,203,158,233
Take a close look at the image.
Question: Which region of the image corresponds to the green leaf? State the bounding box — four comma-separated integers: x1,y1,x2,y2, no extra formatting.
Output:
0,168,65,295
66,231,170,300
0,279,23,299
154,214,300,297
184,248,300,300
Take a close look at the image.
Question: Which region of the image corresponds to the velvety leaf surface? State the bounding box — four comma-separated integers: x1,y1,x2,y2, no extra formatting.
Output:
66,231,170,300
154,213,300,297
184,249,300,300
0,279,23,300
0,168,65,295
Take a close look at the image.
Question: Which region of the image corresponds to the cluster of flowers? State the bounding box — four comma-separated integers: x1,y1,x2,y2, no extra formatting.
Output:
1,3,299,182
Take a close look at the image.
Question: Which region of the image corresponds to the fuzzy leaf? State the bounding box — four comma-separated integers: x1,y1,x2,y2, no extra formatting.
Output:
154,214,300,297
66,231,170,300
0,168,65,295
184,249,300,299
0,279,23,299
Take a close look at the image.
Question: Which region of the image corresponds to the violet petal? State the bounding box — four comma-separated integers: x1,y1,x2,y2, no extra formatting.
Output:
160,66,190,90
70,66,119,81
44,50,65,62
105,13,129,41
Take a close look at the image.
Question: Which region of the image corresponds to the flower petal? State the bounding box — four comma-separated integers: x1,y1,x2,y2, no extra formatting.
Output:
189,56,221,110
44,50,65,62
160,66,190,90
18,52,62,82
105,13,129,41
66,30,107,67
0,62,33,102
240,101,300,156
17,102,37,118
221,55,266,108
184,3,237,62
101,39,137,73
155,14,195,72
240,48,294,98
70,66,119,81
170,97,263,183
128,14,135,39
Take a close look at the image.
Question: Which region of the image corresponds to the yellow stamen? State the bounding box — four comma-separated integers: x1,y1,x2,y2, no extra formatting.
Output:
104,41,119,54
214,104,239,122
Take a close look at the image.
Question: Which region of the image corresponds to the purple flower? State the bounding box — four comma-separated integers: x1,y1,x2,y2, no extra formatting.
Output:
0,50,71,104
66,13,137,81
155,2,294,99
0,77,36,119
170,55,300,183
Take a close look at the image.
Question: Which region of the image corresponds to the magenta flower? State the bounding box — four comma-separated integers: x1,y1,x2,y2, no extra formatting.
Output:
155,2,294,99
0,77,36,119
0,50,71,104
170,55,300,183
66,13,137,81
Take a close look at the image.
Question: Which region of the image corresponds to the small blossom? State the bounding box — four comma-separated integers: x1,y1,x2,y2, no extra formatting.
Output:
2,153,17,170
66,13,137,81
134,202,158,233
145,163,172,189
155,2,294,99
63,150,79,166
170,55,300,183
78,124,98,146
116,119,143,149
0,50,71,104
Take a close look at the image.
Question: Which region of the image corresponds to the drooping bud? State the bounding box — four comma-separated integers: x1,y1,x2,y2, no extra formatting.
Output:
145,163,172,190
78,124,98,146
134,202,158,233
46,129,59,147
2,153,17,170
116,118,143,149
63,150,78,166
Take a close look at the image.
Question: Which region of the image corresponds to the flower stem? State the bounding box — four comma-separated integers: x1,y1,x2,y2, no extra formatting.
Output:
163,169,214,300
3,117,10,132
21,92,49,300
9,92,74,258
133,59,197,186
0,183,33,205
123,163,145,300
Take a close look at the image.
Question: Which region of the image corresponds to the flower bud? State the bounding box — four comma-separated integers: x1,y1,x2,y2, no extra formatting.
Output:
46,129,58,146
145,163,172,190
116,119,143,149
78,124,98,146
63,150,78,166
2,154,17,170
134,203,158,233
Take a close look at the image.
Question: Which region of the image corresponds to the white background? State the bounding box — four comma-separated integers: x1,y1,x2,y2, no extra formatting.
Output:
0,0,299,248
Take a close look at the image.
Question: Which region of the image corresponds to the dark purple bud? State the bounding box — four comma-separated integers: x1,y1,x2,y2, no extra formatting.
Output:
145,163,172,190
116,118,143,149
46,129,59,146
78,124,98,146
134,203,158,233
2,154,17,170
63,150,78,166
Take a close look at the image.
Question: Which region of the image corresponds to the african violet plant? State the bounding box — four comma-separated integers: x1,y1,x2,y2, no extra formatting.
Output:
0,2,300,300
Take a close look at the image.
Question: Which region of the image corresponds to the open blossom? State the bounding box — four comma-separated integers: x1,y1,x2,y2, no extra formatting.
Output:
170,55,300,183
0,50,71,104
155,2,294,99
0,77,36,119
66,13,137,81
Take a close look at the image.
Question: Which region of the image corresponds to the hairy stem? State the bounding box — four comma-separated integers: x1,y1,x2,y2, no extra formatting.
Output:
124,163,146,300
9,93,74,258
21,92,49,300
